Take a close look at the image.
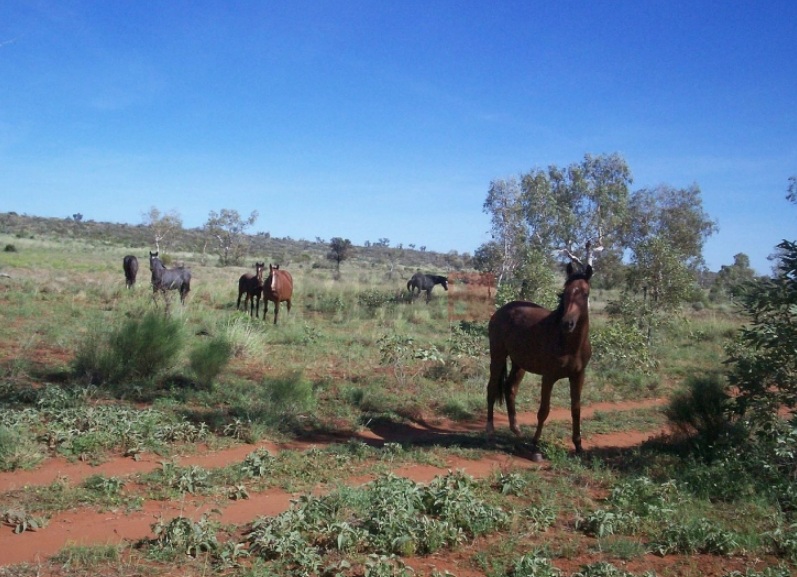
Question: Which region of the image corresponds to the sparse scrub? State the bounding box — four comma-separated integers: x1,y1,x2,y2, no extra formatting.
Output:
73,311,185,389
189,335,233,389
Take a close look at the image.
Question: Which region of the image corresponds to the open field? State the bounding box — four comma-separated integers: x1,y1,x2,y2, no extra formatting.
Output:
0,230,793,577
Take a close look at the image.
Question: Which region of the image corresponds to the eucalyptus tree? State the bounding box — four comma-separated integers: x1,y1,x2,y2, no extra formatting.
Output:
204,209,258,266
483,177,525,285
623,184,718,271
481,153,632,301
143,207,183,253
520,152,631,257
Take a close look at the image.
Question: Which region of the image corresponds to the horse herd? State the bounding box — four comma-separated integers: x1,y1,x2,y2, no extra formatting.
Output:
121,252,594,458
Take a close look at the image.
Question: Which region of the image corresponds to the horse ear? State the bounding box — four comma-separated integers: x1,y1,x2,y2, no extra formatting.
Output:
566,262,575,277
584,265,593,281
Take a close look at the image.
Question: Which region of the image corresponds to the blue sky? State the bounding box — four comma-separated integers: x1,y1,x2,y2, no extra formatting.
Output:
1,1,794,274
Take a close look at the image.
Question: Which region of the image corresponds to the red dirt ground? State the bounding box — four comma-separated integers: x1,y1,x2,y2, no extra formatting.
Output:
1,398,766,576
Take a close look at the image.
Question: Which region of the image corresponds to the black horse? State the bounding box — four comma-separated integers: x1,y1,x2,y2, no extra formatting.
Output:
123,255,138,289
237,262,265,317
407,272,448,303
149,251,191,305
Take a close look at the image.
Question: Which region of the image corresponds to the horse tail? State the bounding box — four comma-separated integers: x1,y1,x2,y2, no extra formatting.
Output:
407,279,412,291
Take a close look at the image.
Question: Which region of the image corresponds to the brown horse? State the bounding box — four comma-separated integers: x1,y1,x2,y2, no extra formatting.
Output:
486,262,593,457
262,264,293,324
237,262,265,317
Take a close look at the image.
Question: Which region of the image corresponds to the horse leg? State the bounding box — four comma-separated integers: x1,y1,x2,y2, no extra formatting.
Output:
532,375,556,450
569,372,585,454
237,291,243,310
504,362,526,436
273,302,279,324
485,356,507,435
262,301,268,321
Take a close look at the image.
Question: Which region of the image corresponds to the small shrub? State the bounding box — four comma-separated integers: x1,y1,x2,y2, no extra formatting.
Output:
3,244,16,252
665,373,735,445
189,336,233,389
649,517,739,555
73,312,184,387
510,553,561,577
0,425,43,471
149,514,219,557
265,371,316,413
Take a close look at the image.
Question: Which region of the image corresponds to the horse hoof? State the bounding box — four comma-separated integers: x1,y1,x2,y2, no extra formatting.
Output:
531,452,544,463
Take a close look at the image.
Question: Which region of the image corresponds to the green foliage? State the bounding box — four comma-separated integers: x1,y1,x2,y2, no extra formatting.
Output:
149,514,220,557
378,333,443,385
510,552,562,577
626,236,701,311
590,320,657,374
264,371,316,413
189,335,233,389
155,461,212,494
73,311,184,387
727,240,797,416
0,424,43,471
2,388,209,460
649,517,739,555
241,448,276,478
664,373,735,445
768,522,797,562
82,474,124,497
327,237,354,272
358,289,399,314
245,471,508,571
572,561,654,577
709,252,757,302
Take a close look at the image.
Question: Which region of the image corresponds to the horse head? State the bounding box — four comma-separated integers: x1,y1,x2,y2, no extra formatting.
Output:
149,251,163,271
255,262,265,285
560,263,592,333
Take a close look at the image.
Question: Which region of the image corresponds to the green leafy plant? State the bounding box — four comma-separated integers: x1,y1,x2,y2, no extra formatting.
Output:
150,514,220,557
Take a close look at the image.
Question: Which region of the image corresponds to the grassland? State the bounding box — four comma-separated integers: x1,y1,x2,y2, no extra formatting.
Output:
0,225,793,577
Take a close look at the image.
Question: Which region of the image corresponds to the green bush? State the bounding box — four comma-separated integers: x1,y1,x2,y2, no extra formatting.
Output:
0,425,43,471
189,336,233,389
664,373,735,446
73,311,184,387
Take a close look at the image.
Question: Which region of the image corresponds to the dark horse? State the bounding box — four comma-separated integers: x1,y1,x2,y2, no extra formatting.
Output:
237,262,265,317
149,251,191,305
486,262,592,458
262,264,293,324
407,272,448,303
123,255,138,289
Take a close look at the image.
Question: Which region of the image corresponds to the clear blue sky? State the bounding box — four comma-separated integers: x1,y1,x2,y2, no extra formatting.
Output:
1,1,794,274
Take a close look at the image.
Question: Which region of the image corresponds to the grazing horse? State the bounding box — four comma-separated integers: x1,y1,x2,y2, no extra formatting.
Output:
486,262,593,457
237,262,265,317
407,272,448,303
149,251,191,305
262,264,293,324
123,255,139,289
